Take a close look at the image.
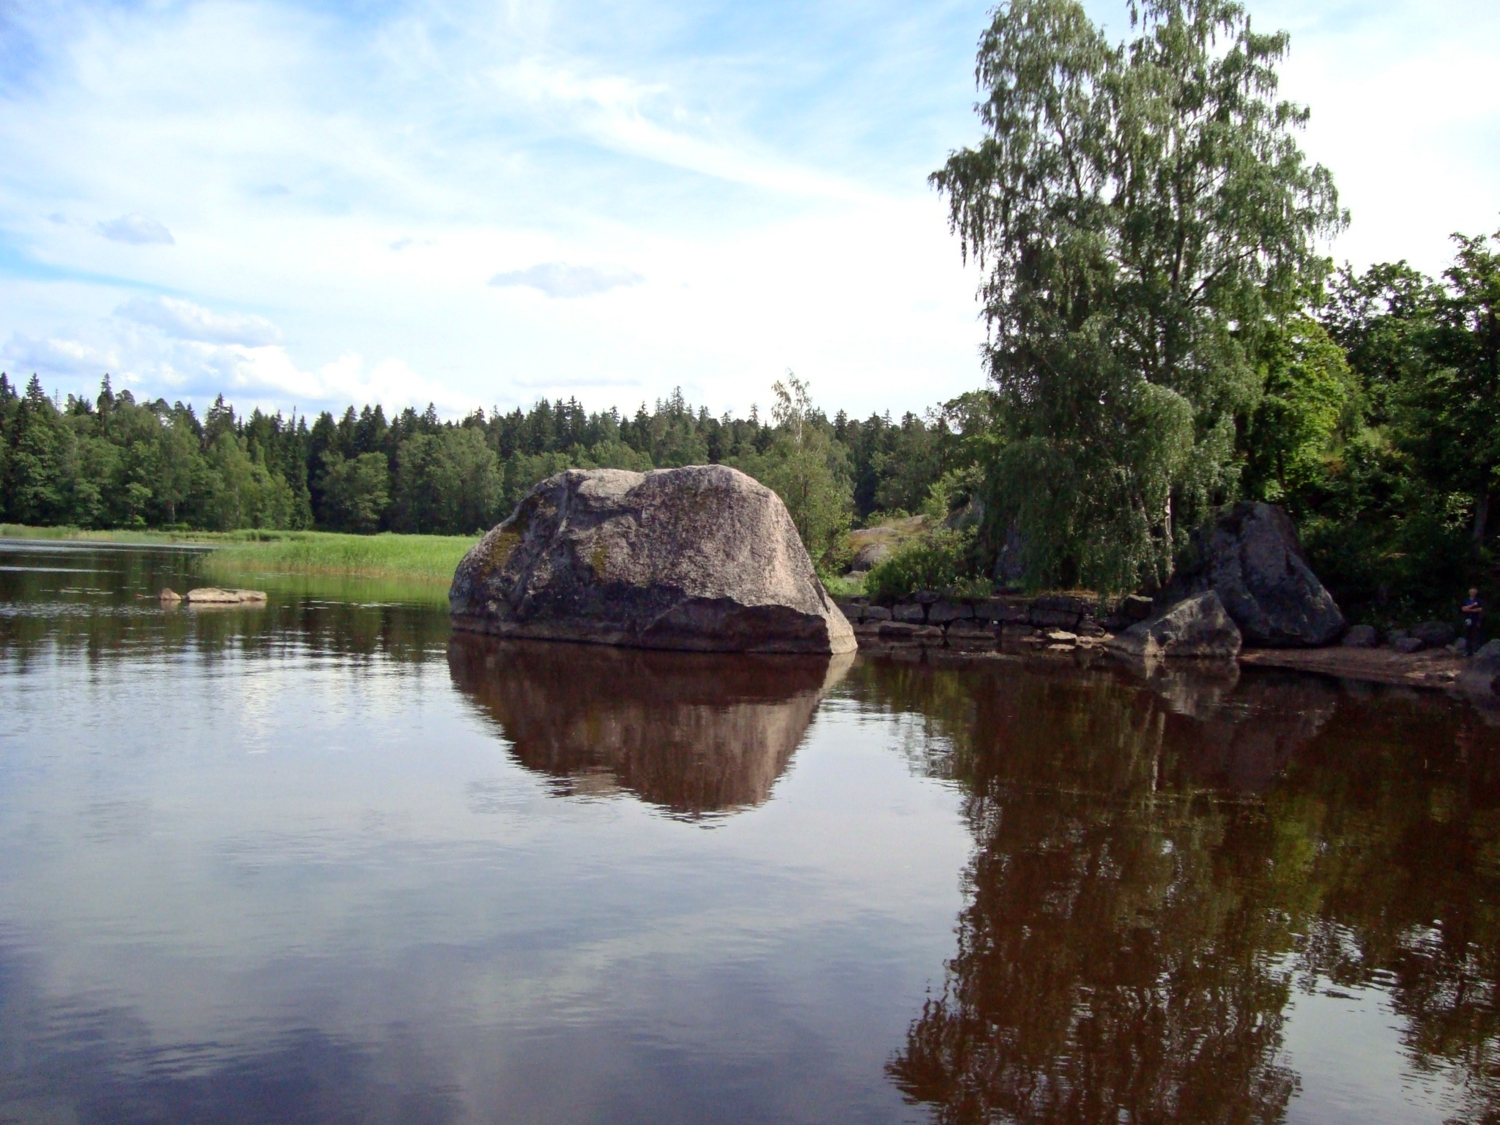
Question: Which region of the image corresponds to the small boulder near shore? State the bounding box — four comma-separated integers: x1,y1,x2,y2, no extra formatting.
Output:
449,465,856,655
1458,640,1500,700
1172,502,1344,647
1105,591,1243,659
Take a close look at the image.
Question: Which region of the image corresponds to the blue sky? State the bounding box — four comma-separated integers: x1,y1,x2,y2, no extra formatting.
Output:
0,0,1496,419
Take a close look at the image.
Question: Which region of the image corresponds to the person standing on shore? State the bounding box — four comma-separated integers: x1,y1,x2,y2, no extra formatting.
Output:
1463,588,1484,655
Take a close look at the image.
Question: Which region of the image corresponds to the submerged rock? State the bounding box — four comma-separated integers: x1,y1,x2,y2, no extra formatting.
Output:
1173,502,1344,647
450,465,855,654
1105,591,1243,659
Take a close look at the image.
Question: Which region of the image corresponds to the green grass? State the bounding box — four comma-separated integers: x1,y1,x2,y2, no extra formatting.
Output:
0,524,478,583
204,531,476,582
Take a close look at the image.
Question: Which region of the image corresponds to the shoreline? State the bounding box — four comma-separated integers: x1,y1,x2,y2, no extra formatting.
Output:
0,525,474,583
1238,646,1467,690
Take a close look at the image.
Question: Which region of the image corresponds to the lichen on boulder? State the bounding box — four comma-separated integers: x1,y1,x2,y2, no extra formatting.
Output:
449,465,855,654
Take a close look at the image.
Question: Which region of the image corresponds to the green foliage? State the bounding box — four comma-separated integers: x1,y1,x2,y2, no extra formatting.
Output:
206,530,474,581
317,451,391,533
933,0,1344,592
1242,316,1359,506
865,526,980,600
729,374,854,559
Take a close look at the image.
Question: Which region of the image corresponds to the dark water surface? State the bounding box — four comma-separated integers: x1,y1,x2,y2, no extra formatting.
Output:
1,541,1498,1124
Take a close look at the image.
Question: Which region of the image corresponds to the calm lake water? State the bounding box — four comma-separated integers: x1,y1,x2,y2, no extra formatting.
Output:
1,540,1497,1125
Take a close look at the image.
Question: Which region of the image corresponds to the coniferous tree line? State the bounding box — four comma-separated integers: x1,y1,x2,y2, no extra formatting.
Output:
0,371,963,548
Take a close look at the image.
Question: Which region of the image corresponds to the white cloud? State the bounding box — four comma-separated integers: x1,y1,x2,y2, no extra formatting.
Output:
96,214,174,245
0,0,1494,419
117,296,281,346
488,262,643,299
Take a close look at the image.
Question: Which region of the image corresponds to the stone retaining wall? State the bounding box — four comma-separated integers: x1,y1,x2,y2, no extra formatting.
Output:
833,592,1154,658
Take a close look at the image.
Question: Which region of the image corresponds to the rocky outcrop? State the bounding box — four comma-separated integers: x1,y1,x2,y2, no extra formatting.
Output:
1104,592,1242,659
1173,502,1344,647
448,635,853,815
450,465,855,654
1458,640,1500,699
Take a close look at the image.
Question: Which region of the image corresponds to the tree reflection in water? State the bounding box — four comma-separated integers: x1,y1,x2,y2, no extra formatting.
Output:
849,659,1500,1124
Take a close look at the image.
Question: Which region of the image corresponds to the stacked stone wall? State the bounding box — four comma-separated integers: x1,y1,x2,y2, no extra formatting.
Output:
833,593,1154,659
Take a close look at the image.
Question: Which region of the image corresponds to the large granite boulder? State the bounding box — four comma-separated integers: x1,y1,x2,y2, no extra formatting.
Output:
1104,591,1243,659
1173,502,1344,647
450,465,855,654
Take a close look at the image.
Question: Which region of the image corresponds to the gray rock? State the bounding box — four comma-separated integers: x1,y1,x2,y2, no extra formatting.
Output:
927,601,973,625
1411,621,1457,648
450,465,855,654
1173,502,1344,647
893,603,926,623
1458,640,1500,698
978,599,1028,623
849,541,891,572
864,605,892,622
1104,591,1243,659
1029,607,1082,629
1392,636,1425,654
1341,624,1378,648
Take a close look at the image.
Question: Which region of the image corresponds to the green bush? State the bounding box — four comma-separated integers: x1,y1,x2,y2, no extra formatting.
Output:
865,526,983,601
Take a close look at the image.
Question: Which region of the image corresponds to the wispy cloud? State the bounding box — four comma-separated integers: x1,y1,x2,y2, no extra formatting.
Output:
117,296,281,347
96,214,174,245
488,262,643,298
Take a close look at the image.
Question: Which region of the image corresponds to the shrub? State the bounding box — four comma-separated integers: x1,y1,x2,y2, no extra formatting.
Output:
865,526,983,601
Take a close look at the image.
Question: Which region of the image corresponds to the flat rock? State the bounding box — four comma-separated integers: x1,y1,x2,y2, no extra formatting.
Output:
180,587,267,605
449,466,854,654
1104,591,1242,659
1173,502,1343,647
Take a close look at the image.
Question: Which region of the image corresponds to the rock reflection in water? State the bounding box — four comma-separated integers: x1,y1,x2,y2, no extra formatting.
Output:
850,659,1500,1124
448,636,854,816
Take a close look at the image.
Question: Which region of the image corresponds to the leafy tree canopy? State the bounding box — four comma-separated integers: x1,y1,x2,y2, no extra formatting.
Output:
933,0,1345,592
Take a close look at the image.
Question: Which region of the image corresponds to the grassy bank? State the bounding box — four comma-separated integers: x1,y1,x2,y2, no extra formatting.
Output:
0,525,476,583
